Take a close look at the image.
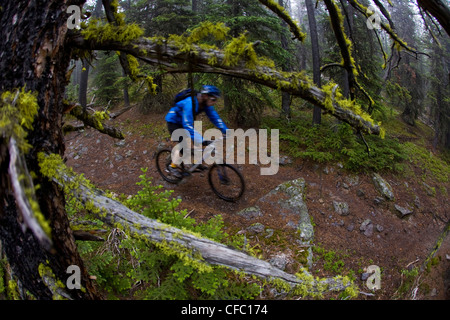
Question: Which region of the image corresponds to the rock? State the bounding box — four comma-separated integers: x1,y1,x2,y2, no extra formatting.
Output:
265,178,314,244
125,150,133,157
323,166,334,175
414,196,421,209
115,140,126,147
376,224,384,232
373,197,384,205
332,220,345,227
422,182,436,197
269,253,289,271
360,219,371,231
430,288,437,297
265,229,274,239
345,175,359,187
247,223,265,235
237,206,262,220
360,219,373,236
332,201,350,216
372,173,395,201
361,273,370,281
255,178,314,267
346,223,355,232
356,189,365,197
364,223,373,237
394,204,413,218
279,155,293,166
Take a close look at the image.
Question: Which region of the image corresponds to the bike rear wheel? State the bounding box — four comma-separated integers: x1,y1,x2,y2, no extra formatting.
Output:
155,149,183,184
208,164,245,202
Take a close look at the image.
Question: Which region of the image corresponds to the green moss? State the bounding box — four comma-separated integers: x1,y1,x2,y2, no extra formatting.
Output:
0,87,39,153
223,33,275,69
81,19,144,44
38,263,68,300
7,279,20,300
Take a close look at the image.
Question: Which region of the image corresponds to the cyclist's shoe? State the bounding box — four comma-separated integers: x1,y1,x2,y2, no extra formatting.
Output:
168,166,183,179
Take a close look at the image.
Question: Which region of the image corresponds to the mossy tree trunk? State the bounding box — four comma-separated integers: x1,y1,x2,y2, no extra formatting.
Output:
0,0,99,299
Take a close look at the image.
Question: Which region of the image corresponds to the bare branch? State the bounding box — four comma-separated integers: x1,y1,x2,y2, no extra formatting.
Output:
8,138,52,250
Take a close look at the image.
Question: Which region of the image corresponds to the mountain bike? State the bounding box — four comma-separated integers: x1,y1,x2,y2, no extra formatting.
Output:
155,137,245,202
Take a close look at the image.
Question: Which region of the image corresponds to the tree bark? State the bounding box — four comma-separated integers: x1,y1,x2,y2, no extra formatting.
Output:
417,0,450,36
305,0,322,125
79,60,90,110
279,0,291,120
0,0,99,299
78,0,103,111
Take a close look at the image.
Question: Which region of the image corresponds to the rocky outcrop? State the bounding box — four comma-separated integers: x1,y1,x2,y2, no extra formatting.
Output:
238,178,315,268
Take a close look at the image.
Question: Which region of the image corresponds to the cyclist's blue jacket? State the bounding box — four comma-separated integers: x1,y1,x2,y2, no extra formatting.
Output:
165,96,228,144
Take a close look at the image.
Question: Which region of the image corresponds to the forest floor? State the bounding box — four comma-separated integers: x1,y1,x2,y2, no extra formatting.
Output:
64,106,450,300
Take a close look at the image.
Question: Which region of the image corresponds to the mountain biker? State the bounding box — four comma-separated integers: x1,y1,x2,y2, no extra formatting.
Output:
165,85,228,178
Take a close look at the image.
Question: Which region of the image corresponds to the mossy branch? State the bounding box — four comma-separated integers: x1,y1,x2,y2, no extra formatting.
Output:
67,104,124,139
257,0,306,42
347,0,430,57
70,32,382,136
99,0,157,95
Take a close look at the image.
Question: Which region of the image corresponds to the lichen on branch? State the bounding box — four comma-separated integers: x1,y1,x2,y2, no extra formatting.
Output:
257,0,306,42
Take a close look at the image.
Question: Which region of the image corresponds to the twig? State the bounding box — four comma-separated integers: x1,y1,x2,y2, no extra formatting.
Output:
405,258,420,269
184,209,195,219
359,291,376,296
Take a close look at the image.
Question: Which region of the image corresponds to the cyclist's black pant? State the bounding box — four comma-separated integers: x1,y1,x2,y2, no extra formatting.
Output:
167,122,185,155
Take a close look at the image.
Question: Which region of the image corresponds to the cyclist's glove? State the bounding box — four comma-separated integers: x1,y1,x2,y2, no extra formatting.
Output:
202,140,213,146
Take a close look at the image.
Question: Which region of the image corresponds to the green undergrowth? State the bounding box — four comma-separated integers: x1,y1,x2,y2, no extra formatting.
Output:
263,107,450,190
262,111,407,173
70,168,260,300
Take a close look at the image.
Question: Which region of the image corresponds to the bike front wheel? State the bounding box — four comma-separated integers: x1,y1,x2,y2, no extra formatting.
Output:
208,164,245,202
